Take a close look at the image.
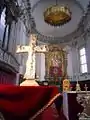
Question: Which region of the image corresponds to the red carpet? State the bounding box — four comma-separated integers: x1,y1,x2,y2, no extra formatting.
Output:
0,85,66,120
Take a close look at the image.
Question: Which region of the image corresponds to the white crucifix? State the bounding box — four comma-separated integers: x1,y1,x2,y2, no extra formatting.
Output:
16,34,48,82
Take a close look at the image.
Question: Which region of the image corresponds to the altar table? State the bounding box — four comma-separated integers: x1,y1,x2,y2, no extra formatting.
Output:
0,85,66,120
63,91,84,120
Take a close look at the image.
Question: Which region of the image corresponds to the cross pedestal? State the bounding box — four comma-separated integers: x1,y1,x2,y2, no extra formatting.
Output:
20,79,39,86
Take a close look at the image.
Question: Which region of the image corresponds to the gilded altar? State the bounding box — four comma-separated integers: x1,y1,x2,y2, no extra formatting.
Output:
45,45,67,83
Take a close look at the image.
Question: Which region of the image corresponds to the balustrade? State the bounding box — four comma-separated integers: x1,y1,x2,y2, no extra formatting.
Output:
0,47,19,72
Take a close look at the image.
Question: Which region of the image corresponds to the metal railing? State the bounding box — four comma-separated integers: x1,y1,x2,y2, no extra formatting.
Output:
0,47,19,72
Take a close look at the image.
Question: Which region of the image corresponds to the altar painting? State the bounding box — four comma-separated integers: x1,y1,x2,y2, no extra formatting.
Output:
45,47,67,82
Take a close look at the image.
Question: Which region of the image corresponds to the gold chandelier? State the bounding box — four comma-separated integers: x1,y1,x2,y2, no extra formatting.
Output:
44,0,71,26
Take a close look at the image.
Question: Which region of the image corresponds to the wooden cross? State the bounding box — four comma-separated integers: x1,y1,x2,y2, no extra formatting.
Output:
16,34,48,80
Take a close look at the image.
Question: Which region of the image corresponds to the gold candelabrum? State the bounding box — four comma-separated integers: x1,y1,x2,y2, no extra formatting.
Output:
44,5,71,26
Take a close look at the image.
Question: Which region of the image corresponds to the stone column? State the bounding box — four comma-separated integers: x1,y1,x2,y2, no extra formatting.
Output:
36,53,45,81
63,46,73,79
36,53,41,79
67,50,73,78
40,53,45,81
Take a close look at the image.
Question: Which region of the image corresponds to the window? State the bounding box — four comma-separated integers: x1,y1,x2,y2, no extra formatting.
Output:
0,8,6,41
0,8,6,27
79,47,88,73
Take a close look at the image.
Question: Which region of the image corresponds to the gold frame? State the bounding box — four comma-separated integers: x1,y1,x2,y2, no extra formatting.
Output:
45,45,67,79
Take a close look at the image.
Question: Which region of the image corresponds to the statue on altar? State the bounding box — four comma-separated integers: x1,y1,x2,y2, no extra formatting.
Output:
49,54,62,78
51,54,61,67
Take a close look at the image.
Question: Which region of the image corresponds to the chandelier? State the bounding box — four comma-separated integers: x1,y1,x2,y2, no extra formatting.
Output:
43,0,71,26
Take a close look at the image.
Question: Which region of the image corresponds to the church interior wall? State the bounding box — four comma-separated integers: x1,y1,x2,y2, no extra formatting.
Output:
14,20,29,75
2,0,89,83
69,34,90,81
68,47,80,81
67,49,73,79
36,39,90,82
0,1,21,84
86,36,90,73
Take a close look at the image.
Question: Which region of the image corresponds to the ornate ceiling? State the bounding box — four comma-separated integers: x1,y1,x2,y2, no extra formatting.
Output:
20,0,90,44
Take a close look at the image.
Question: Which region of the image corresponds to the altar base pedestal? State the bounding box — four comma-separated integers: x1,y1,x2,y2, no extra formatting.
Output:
20,79,39,86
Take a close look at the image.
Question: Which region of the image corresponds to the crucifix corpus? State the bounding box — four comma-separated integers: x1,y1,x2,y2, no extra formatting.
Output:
16,34,48,85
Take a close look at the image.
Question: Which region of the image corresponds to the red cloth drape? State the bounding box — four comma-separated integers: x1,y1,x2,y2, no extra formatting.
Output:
0,85,66,120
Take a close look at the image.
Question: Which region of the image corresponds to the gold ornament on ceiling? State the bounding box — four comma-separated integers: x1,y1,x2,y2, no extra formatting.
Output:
44,0,71,26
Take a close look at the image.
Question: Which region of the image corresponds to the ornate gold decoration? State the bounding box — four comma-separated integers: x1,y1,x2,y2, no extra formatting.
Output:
44,3,71,26
63,79,70,91
45,45,67,79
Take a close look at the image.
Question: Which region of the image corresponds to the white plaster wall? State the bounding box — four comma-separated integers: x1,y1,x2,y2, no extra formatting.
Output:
77,0,89,11
69,36,90,81
86,36,90,72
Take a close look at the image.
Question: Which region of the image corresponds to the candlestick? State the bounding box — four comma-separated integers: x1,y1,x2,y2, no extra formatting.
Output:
84,84,88,91
76,80,81,91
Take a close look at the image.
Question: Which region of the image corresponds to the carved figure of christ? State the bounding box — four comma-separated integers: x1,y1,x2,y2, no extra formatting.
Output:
16,34,48,80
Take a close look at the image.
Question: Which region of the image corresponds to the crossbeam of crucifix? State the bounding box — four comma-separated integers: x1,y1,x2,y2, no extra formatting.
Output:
16,34,48,80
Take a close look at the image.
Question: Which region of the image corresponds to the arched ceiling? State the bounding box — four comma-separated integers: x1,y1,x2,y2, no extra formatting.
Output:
28,0,89,43
30,0,89,11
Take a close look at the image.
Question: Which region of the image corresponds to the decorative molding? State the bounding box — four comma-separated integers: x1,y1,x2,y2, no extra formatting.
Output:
19,0,90,44
0,47,19,72
5,0,21,24
31,0,84,13
19,0,32,36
